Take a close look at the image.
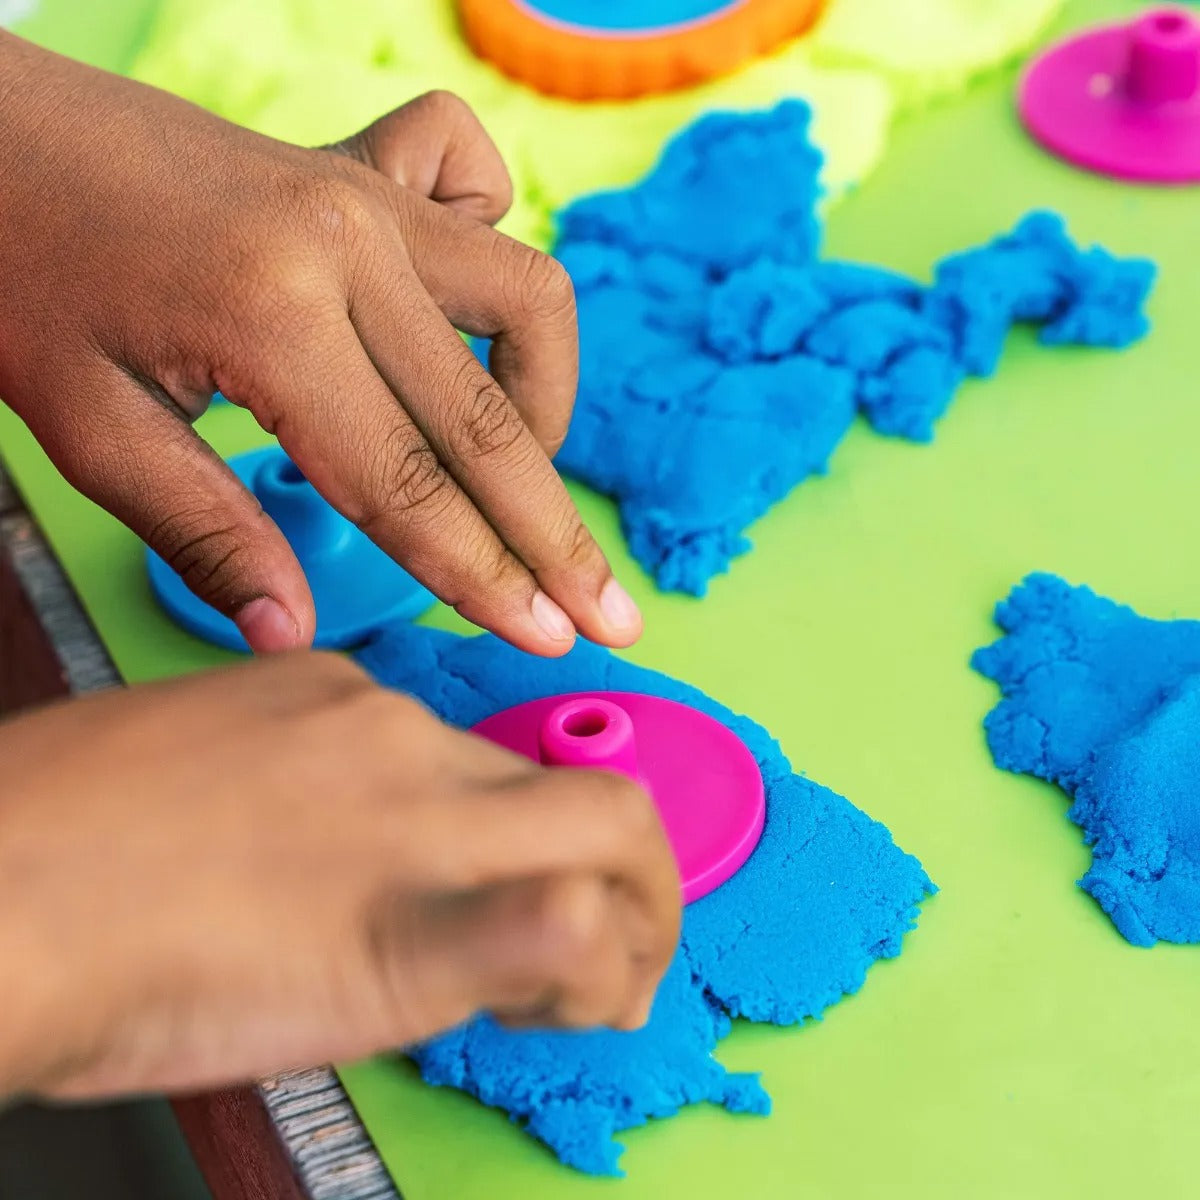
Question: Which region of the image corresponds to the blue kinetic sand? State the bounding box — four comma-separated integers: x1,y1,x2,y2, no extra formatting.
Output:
147,446,434,651
523,0,738,32
357,623,934,1174
413,955,768,1177
532,102,1156,595
974,574,1200,947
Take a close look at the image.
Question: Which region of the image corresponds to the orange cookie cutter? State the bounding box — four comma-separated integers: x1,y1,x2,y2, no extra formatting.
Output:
456,0,828,101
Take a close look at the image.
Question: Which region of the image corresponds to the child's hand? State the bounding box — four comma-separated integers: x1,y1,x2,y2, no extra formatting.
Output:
0,653,681,1099
0,34,641,655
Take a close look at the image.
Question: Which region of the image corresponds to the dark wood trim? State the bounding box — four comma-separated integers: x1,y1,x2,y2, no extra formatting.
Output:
172,1091,307,1200
0,535,68,715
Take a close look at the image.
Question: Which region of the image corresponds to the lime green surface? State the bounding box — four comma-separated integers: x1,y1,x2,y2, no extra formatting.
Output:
3,0,1200,1196
12,0,158,72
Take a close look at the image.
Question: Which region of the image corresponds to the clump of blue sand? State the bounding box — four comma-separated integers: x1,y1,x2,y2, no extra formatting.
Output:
539,101,1156,594
974,573,1200,948
358,625,934,1174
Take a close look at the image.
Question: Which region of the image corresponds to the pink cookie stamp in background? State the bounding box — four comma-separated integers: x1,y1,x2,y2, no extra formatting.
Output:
1019,7,1200,183
473,692,765,903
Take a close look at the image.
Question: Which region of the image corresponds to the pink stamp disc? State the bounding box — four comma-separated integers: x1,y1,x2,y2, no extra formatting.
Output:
472,692,765,904
1019,7,1200,183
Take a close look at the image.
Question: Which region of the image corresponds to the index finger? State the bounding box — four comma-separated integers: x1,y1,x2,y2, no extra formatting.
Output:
350,231,641,650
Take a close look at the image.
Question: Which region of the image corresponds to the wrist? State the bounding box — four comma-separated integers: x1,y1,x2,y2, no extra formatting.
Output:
0,881,56,1098
0,772,90,1098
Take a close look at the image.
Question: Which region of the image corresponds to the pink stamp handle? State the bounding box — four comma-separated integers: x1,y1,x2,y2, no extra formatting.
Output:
537,698,641,780
1127,9,1200,105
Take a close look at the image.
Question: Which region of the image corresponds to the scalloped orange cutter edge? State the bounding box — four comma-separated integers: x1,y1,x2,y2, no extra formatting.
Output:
456,0,828,100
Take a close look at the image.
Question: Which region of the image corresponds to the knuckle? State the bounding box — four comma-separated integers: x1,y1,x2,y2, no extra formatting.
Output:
390,442,449,509
532,876,610,968
149,507,248,610
538,419,571,459
336,687,408,741
262,649,375,712
240,247,324,311
478,536,522,595
448,533,522,616
455,371,524,460
302,674,427,755
306,649,374,691
509,250,575,320
558,514,599,571
349,683,427,731
359,429,454,531
522,508,600,578
360,892,447,1038
592,767,652,818
414,88,471,121
595,772,663,846
285,168,378,249
214,228,340,353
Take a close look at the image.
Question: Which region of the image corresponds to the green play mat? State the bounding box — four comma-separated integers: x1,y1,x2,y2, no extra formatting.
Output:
4,2,1199,1197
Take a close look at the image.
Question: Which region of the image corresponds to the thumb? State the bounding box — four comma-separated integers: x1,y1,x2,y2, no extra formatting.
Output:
31,367,315,653
327,90,513,226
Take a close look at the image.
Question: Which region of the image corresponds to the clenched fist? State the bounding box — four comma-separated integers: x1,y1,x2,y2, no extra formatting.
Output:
0,654,681,1100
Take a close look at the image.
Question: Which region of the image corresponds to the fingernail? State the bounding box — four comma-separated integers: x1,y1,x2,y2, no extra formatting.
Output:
235,597,301,654
531,590,575,643
599,577,641,633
